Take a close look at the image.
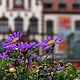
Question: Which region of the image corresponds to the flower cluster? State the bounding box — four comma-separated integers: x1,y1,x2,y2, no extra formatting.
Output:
0,31,79,80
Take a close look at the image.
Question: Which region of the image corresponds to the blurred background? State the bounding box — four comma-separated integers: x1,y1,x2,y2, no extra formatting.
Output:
0,0,80,66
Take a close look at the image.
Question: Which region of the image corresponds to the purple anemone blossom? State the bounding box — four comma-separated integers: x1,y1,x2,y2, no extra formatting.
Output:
18,42,36,51
3,31,24,49
5,31,24,43
0,53,8,59
36,35,66,50
3,43,18,50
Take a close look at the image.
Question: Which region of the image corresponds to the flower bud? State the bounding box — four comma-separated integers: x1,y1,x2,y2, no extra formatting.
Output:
9,68,16,73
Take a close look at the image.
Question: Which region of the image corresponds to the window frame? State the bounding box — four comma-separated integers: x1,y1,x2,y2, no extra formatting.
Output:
73,2,80,10
44,1,53,10
15,17,23,32
0,0,2,5
30,17,38,34
0,17,8,33
46,20,53,34
7,0,9,8
59,2,67,10
28,0,31,8
75,21,80,30
13,0,24,8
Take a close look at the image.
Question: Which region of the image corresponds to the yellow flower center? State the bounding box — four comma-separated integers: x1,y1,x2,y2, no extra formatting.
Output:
12,38,19,43
47,40,55,45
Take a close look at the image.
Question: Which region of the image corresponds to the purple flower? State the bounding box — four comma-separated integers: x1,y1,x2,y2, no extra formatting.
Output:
28,42,36,49
0,54,2,58
0,53,8,59
29,59,32,66
53,68,56,72
18,42,36,51
42,71,45,74
4,49,12,56
18,42,28,51
36,35,66,50
37,56,41,60
3,31,24,49
58,64,65,70
5,31,24,43
4,43,18,50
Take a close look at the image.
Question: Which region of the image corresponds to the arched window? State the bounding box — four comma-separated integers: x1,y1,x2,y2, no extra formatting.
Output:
30,17,38,34
46,20,53,34
0,16,8,33
15,17,23,31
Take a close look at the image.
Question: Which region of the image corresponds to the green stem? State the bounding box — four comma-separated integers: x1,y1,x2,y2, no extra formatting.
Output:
51,47,54,63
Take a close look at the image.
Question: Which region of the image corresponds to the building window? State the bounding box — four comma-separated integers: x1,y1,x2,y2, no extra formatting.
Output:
44,1,52,10
28,0,31,8
7,0,9,8
59,2,67,10
14,0,24,8
47,21,53,34
0,0,2,5
16,0,22,6
0,17,8,33
75,21,80,30
30,17,38,34
73,2,80,10
15,17,23,31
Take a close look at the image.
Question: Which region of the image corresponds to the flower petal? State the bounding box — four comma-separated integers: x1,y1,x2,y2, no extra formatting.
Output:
43,39,48,43
14,32,17,37
54,35,61,41
17,31,19,37
36,42,47,47
44,45,52,50
59,37,66,41
55,37,66,44
48,36,52,41
55,40,64,44
20,31,24,38
9,34,14,39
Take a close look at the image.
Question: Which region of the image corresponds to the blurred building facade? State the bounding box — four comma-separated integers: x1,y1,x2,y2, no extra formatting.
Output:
0,0,80,62
0,0,43,54
42,0,80,62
